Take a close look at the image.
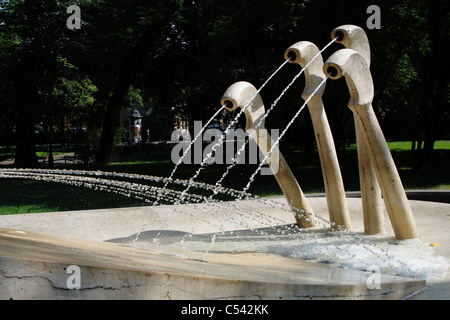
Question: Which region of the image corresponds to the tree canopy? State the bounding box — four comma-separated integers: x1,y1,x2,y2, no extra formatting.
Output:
0,0,448,167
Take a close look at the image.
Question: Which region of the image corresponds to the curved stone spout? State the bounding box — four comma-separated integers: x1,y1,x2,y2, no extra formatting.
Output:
331,25,385,235
284,41,351,231
324,49,419,240
221,81,317,228
331,25,371,67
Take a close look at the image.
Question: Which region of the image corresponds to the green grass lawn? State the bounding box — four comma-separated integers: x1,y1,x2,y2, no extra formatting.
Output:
1,141,449,215
0,179,148,215
0,144,76,162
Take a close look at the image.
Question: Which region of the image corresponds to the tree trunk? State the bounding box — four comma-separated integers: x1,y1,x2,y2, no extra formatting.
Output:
95,71,134,163
95,21,167,164
13,79,40,169
48,121,54,169
14,109,39,168
415,1,448,169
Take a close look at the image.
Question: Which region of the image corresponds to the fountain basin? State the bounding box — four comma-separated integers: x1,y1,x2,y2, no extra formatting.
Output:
0,228,425,300
0,197,448,300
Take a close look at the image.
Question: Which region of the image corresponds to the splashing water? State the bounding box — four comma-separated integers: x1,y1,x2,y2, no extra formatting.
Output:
163,104,226,191
161,225,449,281
0,168,252,205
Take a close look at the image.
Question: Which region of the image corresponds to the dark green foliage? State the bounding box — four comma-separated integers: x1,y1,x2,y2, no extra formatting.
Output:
0,0,448,167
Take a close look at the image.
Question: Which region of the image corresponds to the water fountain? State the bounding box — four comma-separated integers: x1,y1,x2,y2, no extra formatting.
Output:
0,25,448,300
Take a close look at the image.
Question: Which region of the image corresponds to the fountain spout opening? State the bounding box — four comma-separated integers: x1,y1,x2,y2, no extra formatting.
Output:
222,99,235,111
334,30,345,42
285,50,298,63
326,66,339,78
331,25,371,67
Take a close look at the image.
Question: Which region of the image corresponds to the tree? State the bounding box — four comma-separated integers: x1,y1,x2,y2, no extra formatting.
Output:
415,1,449,167
0,0,98,167
1,0,446,169
94,0,178,163
41,57,98,167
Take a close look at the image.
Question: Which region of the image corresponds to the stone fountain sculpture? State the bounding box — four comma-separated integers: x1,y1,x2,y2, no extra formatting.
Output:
331,25,385,235
324,26,419,240
283,41,351,231
221,25,419,240
0,25,432,301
